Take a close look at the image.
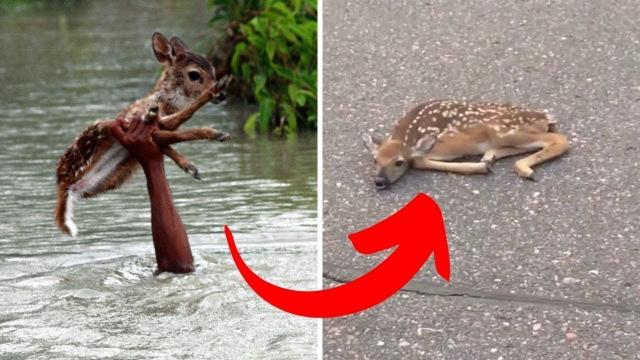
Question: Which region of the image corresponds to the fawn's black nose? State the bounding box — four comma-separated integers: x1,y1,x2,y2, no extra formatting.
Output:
374,176,389,190
216,92,226,102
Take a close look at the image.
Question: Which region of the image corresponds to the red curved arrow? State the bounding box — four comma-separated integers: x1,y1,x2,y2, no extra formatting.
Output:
224,192,450,318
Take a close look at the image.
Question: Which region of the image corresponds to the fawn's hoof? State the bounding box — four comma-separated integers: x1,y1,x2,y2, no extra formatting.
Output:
184,163,201,180
515,163,535,181
482,161,493,174
213,131,231,142
482,155,496,166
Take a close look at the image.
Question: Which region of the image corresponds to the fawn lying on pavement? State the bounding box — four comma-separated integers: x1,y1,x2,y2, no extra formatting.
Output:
363,100,569,189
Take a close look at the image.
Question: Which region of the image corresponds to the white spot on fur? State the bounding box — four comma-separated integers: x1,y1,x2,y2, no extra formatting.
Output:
545,110,557,124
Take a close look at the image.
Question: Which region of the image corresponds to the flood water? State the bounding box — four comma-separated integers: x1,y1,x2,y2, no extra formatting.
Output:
0,1,318,359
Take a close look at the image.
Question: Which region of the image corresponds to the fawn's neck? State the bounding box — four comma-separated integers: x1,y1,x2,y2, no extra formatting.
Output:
158,101,179,116
150,70,189,117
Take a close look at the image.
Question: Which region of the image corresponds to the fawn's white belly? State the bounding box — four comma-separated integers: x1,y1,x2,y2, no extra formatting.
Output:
63,143,129,237
428,141,490,161
472,142,490,154
70,143,129,196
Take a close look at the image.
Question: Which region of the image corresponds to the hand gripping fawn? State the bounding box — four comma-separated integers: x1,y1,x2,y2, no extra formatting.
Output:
362,100,570,189
55,32,231,236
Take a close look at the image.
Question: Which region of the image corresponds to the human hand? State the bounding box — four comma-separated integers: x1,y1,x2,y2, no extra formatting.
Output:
110,115,163,165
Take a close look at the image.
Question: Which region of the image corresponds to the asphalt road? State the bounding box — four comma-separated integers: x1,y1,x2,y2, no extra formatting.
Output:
322,0,640,358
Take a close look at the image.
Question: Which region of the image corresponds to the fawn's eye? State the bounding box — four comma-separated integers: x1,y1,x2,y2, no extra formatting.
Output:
188,71,201,81
394,159,405,167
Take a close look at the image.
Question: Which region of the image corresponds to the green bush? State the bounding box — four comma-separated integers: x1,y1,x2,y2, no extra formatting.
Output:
209,0,317,136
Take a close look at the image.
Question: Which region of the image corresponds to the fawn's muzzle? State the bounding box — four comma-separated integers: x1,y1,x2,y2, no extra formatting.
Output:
211,75,232,104
374,176,390,190
210,91,227,104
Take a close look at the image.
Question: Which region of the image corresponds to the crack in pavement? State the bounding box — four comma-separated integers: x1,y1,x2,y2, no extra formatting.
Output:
323,272,640,314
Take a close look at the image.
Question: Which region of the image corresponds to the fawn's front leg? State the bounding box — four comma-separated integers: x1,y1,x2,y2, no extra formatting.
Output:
157,128,230,180
162,146,201,180
153,127,230,146
160,91,213,131
412,157,490,175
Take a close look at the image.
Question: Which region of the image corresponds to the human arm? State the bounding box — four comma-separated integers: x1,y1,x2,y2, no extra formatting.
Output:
110,116,194,273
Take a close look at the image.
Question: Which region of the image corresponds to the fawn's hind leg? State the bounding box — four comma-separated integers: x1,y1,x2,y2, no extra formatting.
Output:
162,146,201,180
481,147,535,163
153,128,230,146
513,133,569,179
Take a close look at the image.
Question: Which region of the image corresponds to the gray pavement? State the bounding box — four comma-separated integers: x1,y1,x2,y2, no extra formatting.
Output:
322,0,640,358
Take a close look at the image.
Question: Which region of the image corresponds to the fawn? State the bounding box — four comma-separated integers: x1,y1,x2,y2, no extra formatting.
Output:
55,32,230,236
362,100,570,189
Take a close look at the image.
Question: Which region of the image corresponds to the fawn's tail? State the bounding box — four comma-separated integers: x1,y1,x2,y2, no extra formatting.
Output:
55,185,78,237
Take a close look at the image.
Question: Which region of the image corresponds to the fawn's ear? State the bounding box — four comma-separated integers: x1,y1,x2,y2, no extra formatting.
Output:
362,132,383,157
411,135,437,158
152,32,173,65
169,36,189,58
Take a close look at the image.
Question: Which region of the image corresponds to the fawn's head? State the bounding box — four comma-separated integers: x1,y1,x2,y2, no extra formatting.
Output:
362,132,436,190
151,32,226,111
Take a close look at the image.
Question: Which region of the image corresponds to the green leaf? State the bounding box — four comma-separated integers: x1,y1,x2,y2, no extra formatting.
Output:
290,0,302,13
241,63,251,78
258,98,274,131
297,89,316,100
231,42,247,73
250,17,268,35
287,84,298,103
243,112,259,135
287,84,306,106
253,74,267,95
266,40,276,61
281,102,297,132
279,26,299,44
295,94,306,106
247,34,266,48
270,2,293,17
